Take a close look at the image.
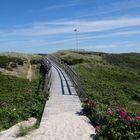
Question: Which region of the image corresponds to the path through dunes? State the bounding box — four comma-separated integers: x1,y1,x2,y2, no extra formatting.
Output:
3,62,95,140
26,63,32,81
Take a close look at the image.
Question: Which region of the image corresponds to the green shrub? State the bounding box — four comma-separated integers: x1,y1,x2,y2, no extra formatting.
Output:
61,57,84,65
83,99,107,126
83,101,140,140
0,73,47,131
10,62,18,68
104,53,140,70
0,56,24,69
95,109,140,140
30,59,40,65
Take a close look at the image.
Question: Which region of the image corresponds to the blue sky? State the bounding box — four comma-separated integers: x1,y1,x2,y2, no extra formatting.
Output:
0,0,140,53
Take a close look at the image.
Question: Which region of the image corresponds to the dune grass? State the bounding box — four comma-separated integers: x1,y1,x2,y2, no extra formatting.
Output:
0,53,47,131
54,51,140,113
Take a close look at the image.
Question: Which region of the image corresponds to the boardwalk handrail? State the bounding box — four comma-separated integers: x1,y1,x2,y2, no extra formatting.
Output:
48,55,84,96
40,58,52,94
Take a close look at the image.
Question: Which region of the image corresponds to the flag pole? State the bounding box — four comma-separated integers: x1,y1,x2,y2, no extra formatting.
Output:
74,29,78,52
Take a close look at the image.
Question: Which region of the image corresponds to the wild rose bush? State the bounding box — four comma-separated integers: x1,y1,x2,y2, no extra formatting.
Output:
82,99,107,126
83,100,140,140
97,109,140,140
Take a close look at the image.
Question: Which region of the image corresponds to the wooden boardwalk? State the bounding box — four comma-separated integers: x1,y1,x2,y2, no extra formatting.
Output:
3,62,95,140
41,64,82,124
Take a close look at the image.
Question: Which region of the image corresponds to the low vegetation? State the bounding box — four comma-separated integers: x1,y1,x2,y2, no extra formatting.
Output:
0,53,47,132
16,124,37,137
54,50,140,140
0,55,24,70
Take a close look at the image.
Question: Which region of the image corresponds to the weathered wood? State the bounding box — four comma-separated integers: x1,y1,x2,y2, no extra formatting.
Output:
48,55,85,96
40,58,52,94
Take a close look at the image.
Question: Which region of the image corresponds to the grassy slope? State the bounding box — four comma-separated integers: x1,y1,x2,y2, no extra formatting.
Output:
0,52,42,78
54,51,140,113
0,53,46,131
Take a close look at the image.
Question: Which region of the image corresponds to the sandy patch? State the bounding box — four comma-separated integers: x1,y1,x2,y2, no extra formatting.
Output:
16,112,95,140
27,64,32,81
0,118,36,140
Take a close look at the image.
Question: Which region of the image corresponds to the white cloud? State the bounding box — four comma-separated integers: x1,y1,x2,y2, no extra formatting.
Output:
0,17,140,51
42,18,140,33
76,0,140,18
1,17,140,38
78,30,140,41
45,0,82,10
